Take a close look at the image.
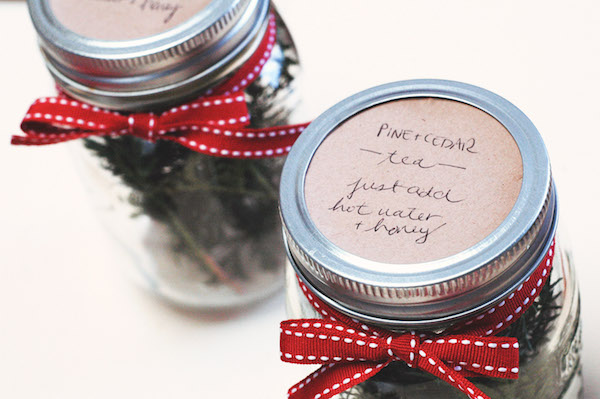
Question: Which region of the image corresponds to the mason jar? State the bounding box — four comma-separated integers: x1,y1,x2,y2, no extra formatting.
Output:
26,0,302,308
280,80,582,398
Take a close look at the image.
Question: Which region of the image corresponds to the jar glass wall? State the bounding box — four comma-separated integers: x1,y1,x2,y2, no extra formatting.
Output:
69,9,301,308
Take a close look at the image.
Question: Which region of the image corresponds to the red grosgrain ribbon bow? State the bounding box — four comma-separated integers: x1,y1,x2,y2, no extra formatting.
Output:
12,13,309,159
281,240,556,399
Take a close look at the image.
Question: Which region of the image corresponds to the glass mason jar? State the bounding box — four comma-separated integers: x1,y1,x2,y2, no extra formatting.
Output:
27,0,302,308
280,80,582,398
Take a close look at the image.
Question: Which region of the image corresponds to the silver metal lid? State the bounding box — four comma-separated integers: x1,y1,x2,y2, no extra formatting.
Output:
27,0,270,110
280,79,556,329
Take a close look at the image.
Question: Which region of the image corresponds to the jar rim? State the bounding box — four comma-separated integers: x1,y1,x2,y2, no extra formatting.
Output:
280,79,556,328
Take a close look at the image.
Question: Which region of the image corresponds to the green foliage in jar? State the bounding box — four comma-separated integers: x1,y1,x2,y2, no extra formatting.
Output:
80,14,301,294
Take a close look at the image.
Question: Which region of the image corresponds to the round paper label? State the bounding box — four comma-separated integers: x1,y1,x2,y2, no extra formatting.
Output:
304,98,523,264
50,0,212,40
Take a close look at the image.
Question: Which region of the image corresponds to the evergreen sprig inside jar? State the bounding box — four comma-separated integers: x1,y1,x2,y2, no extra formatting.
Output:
13,0,308,308
279,80,582,399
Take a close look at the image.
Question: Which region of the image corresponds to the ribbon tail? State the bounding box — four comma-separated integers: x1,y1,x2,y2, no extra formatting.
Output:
11,131,104,146
417,351,490,399
288,361,391,399
166,122,310,159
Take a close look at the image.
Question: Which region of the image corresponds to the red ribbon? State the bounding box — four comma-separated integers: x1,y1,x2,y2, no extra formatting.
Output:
12,13,309,159
281,240,556,399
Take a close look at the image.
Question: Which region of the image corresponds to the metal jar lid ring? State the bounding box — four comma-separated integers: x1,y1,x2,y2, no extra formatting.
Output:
280,79,555,329
28,0,270,110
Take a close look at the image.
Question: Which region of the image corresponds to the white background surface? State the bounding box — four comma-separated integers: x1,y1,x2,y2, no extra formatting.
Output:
1,1,599,398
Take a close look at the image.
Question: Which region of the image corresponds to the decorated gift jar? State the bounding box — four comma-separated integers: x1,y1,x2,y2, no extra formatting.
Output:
13,0,308,308
279,80,582,399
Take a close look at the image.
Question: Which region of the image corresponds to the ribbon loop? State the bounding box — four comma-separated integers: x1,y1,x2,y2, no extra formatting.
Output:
280,319,389,365
419,335,520,379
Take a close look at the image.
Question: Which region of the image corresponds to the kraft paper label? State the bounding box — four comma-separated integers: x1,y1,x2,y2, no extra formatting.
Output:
50,0,212,40
304,98,523,264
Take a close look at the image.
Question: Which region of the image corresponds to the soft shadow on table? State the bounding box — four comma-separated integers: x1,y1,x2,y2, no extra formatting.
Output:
136,285,285,324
